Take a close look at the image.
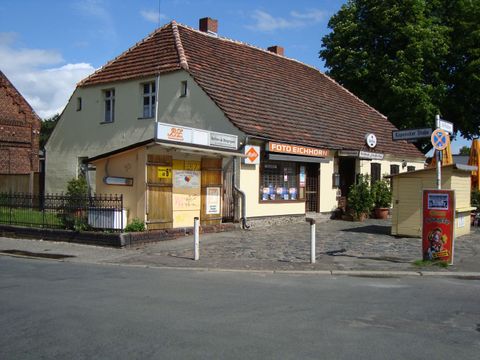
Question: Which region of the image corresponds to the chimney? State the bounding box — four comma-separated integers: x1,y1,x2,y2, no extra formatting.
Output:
199,17,218,35
267,46,284,56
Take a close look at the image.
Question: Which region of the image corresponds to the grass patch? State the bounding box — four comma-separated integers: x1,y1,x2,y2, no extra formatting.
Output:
0,207,62,228
413,259,449,268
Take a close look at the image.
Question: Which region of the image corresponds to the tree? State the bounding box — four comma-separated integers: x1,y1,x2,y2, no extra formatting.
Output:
320,0,480,151
458,146,470,156
40,113,60,149
442,0,480,138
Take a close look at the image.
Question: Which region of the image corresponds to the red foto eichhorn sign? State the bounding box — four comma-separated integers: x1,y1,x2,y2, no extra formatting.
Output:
422,189,455,264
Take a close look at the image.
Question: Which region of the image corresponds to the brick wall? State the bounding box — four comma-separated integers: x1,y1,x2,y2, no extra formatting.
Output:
0,74,40,175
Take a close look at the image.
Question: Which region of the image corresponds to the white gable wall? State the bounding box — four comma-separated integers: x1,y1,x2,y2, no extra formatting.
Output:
45,70,245,193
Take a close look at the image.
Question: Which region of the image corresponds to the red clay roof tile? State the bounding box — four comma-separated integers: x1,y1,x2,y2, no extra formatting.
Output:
79,22,424,159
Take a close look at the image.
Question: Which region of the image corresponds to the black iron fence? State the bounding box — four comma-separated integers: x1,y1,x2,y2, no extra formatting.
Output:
0,193,124,231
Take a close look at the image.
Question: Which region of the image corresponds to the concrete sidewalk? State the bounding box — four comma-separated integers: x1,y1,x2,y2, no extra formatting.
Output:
1,219,479,276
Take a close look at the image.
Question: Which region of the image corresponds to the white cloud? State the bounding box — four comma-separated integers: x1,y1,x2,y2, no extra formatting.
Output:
140,9,167,24
291,10,327,22
0,33,95,119
247,9,327,32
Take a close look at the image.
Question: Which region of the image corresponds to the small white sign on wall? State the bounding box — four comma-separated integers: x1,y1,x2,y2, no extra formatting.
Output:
457,215,465,228
206,187,221,214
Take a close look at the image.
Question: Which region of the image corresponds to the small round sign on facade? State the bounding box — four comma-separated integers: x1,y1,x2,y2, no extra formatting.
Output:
365,133,377,148
431,129,449,151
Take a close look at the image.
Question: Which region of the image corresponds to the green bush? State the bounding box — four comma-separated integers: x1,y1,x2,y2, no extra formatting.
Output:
59,176,89,230
66,176,89,198
371,179,392,208
348,175,374,220
124,218,146,232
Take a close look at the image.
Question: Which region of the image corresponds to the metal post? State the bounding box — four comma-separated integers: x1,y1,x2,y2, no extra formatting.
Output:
306,218,316,264
437,151,442,189
194,217,200,261
435,114,442,190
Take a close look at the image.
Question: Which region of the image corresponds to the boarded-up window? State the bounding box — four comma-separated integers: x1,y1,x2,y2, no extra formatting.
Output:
371,163,381,184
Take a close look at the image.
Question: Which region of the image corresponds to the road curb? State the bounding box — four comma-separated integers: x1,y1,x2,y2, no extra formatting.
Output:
102,262,480,279
3,252,480,279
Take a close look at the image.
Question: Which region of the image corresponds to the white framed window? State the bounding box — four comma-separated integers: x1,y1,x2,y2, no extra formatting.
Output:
104,89,115,123
142,82,156,118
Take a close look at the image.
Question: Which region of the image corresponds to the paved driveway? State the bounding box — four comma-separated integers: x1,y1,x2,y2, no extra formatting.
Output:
117,219,480,272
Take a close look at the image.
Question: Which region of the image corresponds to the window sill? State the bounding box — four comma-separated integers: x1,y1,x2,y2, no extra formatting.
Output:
259,199,305,204
99,121,114,125
137,117,155,120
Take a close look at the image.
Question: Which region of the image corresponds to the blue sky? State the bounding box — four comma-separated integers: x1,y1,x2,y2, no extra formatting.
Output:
0,0,470,153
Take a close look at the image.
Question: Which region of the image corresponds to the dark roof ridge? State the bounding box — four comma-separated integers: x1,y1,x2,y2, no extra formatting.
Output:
171,20,189,70
175,22,323,70
78,22,173,87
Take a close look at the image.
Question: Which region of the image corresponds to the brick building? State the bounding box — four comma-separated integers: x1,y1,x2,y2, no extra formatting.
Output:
0,70,41,175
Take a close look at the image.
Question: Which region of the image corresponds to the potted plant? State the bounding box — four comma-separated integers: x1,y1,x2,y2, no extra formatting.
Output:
371,178,392,219
347,175,374,221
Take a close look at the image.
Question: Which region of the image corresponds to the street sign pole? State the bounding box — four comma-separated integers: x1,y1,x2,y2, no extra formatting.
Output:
435,115,442,189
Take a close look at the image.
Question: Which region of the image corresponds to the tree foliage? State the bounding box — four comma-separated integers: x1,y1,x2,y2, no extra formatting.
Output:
40,113,60,149
320,0,480,151
458,146,470,156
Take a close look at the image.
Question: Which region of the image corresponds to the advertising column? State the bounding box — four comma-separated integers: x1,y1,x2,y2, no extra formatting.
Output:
422,189,455,264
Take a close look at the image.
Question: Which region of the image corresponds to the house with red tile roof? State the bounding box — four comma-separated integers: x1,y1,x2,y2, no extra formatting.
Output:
46,18,425,229
0,71,41,192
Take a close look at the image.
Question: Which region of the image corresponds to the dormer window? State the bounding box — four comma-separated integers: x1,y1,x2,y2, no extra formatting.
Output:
104,89,115,123
143,82,156,118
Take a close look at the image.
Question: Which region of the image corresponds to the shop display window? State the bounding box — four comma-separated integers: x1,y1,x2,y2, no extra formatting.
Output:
260,160,303,201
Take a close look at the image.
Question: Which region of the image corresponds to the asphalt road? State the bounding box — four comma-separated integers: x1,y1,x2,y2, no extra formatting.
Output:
1,256,479,360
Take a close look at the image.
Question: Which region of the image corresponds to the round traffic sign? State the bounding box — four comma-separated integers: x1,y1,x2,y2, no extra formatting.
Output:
431,129,449,151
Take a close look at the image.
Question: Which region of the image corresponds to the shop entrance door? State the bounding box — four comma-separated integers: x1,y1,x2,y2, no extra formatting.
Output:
305,163,319,212
339,157,356,197
146,154,173,230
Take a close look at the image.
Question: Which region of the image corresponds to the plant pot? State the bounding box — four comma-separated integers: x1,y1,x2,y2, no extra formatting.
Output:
353,212,368,222
374,207,389,220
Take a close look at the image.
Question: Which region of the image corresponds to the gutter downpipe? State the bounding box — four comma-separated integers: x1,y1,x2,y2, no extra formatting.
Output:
233,153,250,230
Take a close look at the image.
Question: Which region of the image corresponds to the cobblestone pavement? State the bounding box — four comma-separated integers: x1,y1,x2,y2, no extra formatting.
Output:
1,219,479,273
113,219,480,272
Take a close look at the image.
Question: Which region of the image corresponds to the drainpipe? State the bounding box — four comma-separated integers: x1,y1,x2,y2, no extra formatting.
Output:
233,156,250,229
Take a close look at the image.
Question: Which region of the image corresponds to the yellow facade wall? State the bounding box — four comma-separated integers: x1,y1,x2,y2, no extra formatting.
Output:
319,159,338,212
92,147,146,224
359,157,425,178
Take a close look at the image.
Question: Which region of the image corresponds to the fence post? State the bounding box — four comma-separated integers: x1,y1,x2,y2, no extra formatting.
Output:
306,218,316,264
120,194,124,231
194,217,200,261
